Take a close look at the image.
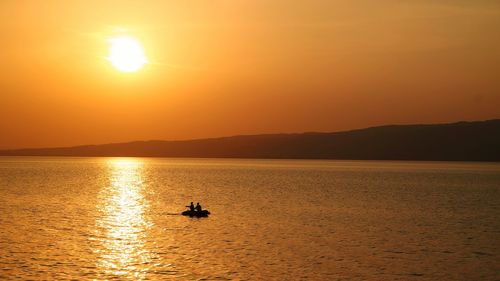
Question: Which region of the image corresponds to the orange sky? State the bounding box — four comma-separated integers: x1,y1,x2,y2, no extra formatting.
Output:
1,0,500,149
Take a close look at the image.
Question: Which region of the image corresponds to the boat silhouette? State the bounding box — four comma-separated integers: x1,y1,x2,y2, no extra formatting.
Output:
181,210,210,217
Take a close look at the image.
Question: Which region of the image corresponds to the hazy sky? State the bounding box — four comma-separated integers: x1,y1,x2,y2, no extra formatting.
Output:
1,0,499,149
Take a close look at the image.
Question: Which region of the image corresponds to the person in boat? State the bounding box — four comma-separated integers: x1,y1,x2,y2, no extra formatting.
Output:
186,202,194,212
195,202,202,212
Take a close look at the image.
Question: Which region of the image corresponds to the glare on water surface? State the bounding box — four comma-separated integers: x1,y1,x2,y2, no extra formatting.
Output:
95,159,154,279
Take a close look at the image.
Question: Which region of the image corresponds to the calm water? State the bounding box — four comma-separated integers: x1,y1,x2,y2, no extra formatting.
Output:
0,157,499,280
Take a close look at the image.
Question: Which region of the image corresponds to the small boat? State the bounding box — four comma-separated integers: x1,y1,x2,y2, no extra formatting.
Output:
181,210,210,217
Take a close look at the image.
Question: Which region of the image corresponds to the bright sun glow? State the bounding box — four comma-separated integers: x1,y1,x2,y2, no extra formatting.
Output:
107,36,148,73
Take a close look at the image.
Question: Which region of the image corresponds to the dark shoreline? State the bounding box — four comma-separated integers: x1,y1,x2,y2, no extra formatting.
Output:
1,119,499,162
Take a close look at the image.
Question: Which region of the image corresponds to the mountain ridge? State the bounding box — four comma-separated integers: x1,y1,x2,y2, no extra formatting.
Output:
1,119,499,161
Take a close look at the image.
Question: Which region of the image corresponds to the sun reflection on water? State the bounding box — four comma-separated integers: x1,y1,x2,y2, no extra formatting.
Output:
95,158,153,279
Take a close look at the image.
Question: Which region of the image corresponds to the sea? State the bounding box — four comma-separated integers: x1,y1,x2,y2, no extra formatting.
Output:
0,157,499,280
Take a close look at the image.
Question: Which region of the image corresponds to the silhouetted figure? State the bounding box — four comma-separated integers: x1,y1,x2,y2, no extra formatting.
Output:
181,202,210,217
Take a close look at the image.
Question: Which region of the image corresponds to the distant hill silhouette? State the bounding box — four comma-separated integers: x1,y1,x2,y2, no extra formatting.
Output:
1,119,499,161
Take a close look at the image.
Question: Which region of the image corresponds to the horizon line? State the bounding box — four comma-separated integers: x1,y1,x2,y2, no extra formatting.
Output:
1,118,498,152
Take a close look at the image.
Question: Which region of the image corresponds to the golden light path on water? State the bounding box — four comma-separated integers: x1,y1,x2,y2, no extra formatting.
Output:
94,158,155,279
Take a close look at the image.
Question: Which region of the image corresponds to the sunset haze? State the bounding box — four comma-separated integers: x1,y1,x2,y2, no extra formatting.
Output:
1,0,500,149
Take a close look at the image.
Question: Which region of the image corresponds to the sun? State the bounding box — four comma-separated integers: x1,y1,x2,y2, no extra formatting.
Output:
107,36,148,73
